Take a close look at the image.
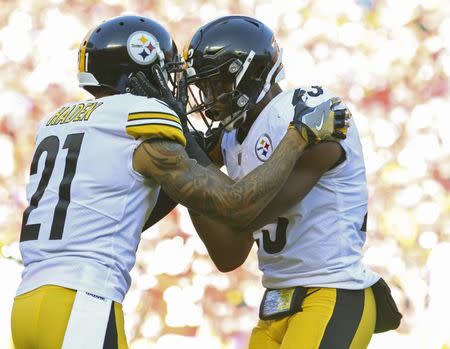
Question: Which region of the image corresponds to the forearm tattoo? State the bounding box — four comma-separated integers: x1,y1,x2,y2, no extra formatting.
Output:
142,132,303,225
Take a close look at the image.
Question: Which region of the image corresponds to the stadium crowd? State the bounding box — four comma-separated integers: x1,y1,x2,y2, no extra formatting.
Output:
0,0,449,348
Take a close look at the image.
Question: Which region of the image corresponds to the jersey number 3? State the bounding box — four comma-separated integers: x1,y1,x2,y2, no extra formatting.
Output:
257,217,289,254
20,133,84,242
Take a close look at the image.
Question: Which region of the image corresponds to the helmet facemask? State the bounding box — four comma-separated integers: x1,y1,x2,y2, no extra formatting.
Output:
185,51,260,134
183,15,285,135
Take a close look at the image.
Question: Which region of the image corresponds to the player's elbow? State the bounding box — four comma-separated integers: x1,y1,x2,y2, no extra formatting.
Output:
209,250,247,273
213,260,244,273
208,248,247,273
216,265,238,273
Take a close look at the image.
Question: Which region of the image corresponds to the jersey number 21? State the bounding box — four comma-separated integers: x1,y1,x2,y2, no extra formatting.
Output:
20,133,84,242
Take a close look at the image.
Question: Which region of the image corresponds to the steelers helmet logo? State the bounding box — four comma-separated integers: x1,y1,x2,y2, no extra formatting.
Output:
127,31,159,65
255,133,273,162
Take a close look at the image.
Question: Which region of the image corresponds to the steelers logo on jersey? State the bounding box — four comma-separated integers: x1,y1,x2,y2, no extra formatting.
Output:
127,31,159,65
255,133,273,162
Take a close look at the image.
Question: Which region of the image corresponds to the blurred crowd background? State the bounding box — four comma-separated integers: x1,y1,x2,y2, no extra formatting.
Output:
1,0,449,348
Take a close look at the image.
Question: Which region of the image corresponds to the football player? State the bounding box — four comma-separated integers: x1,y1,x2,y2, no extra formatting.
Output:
10,15,350,349
178,15,402,349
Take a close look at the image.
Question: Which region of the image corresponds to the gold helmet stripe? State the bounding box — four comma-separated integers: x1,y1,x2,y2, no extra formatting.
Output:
78,28,96,73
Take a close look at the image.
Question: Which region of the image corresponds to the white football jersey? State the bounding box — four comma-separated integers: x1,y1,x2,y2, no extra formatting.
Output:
222,86,379,290
17,93,185,302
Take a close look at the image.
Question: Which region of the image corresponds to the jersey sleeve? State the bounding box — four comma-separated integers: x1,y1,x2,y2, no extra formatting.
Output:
126,99,186,147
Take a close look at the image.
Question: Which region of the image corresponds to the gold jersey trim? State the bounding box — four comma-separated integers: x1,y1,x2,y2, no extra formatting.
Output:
126,111,185,147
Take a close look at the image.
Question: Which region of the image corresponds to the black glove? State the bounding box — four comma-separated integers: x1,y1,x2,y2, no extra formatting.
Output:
184,131,212,167
127,71,162,99
128,67,188,130
203,127,223,154
188,127,222,153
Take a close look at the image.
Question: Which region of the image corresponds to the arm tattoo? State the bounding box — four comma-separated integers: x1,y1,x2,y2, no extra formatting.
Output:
141,140,186,171
141,131,304,227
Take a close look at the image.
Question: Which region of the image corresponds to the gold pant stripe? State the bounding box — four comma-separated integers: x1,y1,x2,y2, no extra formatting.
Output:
248,287,376,349
349,288,376,349
11,285,128,349
114,302,128,348
319,288,373,348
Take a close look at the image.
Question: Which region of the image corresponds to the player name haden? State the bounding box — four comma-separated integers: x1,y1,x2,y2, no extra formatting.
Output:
46,101,103,126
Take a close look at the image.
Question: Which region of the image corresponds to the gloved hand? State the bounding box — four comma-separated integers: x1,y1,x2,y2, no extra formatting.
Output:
200,127,223,154
128,67,188,130
187,127,223,166
184,131,212,167
289,94,351,144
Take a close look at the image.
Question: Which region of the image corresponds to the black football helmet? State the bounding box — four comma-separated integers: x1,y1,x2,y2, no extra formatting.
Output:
78,15,178,95
184,15,285,131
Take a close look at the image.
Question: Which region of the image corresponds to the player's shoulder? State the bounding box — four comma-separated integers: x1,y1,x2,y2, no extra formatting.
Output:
100,93,181,133
118,94,185,145
102,93,175,115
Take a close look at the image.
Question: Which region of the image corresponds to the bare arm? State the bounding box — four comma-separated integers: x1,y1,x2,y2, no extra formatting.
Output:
189,141,345,271
192,213,255,272
188,163,254,272
133,128,306,229
242,141,345,231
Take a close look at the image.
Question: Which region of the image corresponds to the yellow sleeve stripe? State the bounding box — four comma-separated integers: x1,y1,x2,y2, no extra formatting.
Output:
128,112,180,125
126,112,186,146
126,118,183,131
126,123,186,147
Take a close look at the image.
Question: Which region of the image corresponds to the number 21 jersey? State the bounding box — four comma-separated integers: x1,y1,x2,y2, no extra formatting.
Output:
17,93,185,302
